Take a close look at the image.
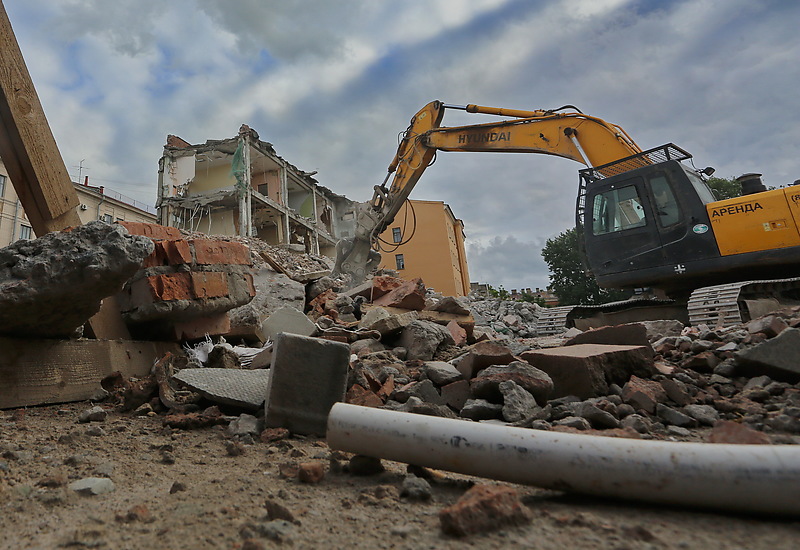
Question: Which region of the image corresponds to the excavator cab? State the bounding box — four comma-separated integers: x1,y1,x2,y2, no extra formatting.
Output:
580,144,721,297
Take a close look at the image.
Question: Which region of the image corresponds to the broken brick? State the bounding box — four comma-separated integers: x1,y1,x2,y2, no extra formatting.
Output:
439,484,530,537
190,271,229,299
708,420,771,444
298,462,325,484
372,278,427,310
117,221,181,241
192,239,251,265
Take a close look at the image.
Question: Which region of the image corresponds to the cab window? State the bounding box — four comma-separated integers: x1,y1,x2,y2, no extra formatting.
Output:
649,174,680,227
591,184,647,235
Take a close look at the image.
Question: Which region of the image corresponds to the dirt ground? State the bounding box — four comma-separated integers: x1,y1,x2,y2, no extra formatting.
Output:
1,402,799,550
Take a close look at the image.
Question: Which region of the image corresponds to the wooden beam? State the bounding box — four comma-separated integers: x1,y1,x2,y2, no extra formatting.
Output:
0,338,180,409
0,0,81,235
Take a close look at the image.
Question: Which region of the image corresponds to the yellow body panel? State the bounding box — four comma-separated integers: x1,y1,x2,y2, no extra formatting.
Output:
708,188,800,255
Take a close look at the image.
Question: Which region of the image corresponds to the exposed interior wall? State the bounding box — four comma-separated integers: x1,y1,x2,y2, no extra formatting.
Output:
192,163,234,194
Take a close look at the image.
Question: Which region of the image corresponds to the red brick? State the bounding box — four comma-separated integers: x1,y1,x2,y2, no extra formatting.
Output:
191,239,251,265
621,375,667,414
298,462,326,484
346,384,383,408
447,319,467,346
244,272,256,297
152,273,192,301
190,272,229,299
372,278,426,310
117,221,181,241
439,484,530,537
371,275,404,299
708,420,770,444
163,240,193,265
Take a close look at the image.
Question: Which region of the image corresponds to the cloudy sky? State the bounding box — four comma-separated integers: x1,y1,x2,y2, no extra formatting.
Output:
5,0,799,292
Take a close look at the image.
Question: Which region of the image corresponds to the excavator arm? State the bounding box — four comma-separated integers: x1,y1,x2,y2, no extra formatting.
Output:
332,100,645,283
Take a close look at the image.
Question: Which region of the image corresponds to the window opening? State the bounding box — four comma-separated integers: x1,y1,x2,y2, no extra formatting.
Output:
392,227,402,243
395,254,405,270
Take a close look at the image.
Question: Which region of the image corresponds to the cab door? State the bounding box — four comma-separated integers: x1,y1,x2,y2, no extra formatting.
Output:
583,176,664,282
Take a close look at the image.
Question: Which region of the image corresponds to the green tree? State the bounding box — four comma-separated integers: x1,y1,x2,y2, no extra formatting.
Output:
706,176,741,200
541,228,627,306
520,291,547,307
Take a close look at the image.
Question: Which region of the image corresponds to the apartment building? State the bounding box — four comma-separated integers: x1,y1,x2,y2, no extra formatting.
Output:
377,199,470,296
0,158,156,247
156,125,356,258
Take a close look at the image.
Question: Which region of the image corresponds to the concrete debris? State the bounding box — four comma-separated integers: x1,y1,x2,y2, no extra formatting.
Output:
264,332,350,435
439,484,530,537
0,221,153,337
261,306,317,340
174,368,270,410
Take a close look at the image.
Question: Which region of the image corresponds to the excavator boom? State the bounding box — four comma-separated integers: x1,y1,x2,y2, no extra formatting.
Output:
333,100,644,282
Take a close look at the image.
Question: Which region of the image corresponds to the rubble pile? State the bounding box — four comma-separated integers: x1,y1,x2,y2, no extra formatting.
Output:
466,294,543,338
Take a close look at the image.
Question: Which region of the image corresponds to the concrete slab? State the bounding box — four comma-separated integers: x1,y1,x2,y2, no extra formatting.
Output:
174,368,270,410
264,333,350,435
261,306,317,340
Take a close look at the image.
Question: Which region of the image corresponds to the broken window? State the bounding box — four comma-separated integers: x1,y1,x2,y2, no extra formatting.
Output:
592,184,647,235
392,227,402,243
101,214,113,224
0,174,5,197
18,224,31,240
395,254,405,270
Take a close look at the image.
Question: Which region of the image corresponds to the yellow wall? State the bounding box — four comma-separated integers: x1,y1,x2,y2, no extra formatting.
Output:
377,200,470,296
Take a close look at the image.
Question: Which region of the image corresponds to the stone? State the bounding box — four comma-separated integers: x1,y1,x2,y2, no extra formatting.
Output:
261,306,317,340
78,406,107,423
350,338,386,357
640,320,684,340
0,221,153,337
229,268,306,341
683,404,719,426
440,380,470,411
372,277,427,310
298,462,326,483
735,328,800,382
393,379,445,405
573,401,620,429
656,404,696,428
227,414,263,437
360,308,419,337
553,416,591,430
174,368,270,410
621,414,651,433
439,484,530,537
499,380,540,423
520,344,654,400
745,315,788,338
446,320,468,346
659,378,692,406
423,362,463,386
460,399,502,421
455,341,516,379
401,475,432,501
68,477,115,496
265,333,350,435
428,296,471,315
621,376,667,414
397,320,454,361
345,385,383,408
708,420,770,444
743,375,773,390
471,361,553,405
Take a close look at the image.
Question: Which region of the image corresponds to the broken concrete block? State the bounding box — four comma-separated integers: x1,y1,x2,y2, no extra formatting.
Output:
470,361,554,405
564,323,654,357
734,328,800,382
455,341,515,379
372,278,427,310
460,399,503,421
0,221,153,338
422,362,463,386
229,267,306,342
264,333,350,435
520,344,654,399
261,306,317,340
427,296,471,316
621,375,667,414
446,320,467,346
358,307,419,337
397,320,454,361
707,420,771,444
499,380,540,423
745,315,788,338
174,368,270,410
393,379,446,405
440,380,470,411
350,338,386,357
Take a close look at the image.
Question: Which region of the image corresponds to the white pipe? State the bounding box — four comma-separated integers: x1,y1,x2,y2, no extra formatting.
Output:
327,403,800,516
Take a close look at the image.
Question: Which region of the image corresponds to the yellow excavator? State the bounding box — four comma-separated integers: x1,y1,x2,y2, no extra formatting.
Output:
332,100,800,331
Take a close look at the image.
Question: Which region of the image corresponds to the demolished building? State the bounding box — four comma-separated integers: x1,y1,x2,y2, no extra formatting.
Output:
156,125,356,257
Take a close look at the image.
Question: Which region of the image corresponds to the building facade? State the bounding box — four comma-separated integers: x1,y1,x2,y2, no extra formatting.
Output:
156,126,356,258
0,159,156,247
377,199,470,296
